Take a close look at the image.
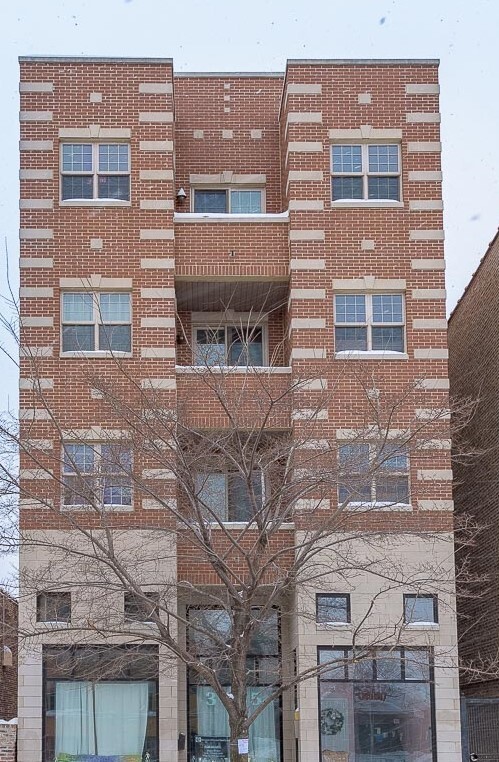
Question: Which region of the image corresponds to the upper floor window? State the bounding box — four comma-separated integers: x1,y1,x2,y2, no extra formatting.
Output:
338,442,410,506
195,470,264,522
193,189,263,214
331,144,400,201
194,325,264,367
61,143,130,201
404,594,438,625
334,293,405,353
316,594,351,624
62,292,131,354
62,442,132,509
124,592,159,623
37,592,71,623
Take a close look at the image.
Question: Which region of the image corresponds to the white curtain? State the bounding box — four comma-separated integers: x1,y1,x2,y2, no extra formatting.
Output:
55,681,149,758
248,687,280,762
196,686,230,737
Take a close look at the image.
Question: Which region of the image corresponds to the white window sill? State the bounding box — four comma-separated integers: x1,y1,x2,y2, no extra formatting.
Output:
174,211,289,223
316,622,352,630
346,501,412,512
335,351,408,361
405,622,439,630
36,621,70,628
331,200,404,209
60,199,131,207
197,522,295,530
176,365,292,374
61,504,134,512
61,351,132,359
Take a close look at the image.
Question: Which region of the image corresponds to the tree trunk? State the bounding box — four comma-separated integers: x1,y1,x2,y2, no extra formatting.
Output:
229,717,249,762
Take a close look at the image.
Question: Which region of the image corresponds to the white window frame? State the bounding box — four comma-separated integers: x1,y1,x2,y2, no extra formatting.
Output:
61,291,132,357
191,314,268,367
338,441,410,508
191,187,265,214
195,469,266,524
331,143,402,205
62,442,133,510
334,292,406,356
60,142,131,205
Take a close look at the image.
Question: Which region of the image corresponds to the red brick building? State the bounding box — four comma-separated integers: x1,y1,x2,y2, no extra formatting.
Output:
18,56,460,762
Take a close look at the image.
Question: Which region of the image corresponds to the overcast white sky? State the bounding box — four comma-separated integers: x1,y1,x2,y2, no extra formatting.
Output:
0,0,498,581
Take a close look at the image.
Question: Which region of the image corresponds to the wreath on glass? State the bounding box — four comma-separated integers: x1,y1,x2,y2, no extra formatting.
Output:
320,707,345,735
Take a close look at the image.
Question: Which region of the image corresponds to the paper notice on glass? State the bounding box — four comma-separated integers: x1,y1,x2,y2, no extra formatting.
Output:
237,738,249,755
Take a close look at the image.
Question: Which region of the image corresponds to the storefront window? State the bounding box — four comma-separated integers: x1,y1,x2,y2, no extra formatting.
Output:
43,645,158,762
318,647,435,762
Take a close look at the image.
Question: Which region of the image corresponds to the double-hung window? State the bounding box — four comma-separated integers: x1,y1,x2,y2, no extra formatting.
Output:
62,292,131,354
194,325,264,367
331,144,400,201
195,470,264,522
193,188,263,213
338,442,410,506
334,293,405,353
61,143,130,201
62,443,132,509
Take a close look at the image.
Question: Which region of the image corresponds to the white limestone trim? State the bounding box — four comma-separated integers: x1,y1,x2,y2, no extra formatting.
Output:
139,170,173,181
358,93,372,104
61,428,130,442
287,112,323,125
222,130,233,139
22,438,54,450
189,172,266,185
20,286,54,298
20,81,54,93
332,199,404,209
408,171,443,182
90,238,103,250
290,259,325,270
19,469,52,480
20,169,53,180
90,388,105,399
20,111,53,122
20,199,53,209
19,140,54,151
60,276,132,289
20,498,53,509
329,126,403,140
411,258,445,271
291,318,326,329
336,427,405,440
140,199,174,210
295,439,330,450
406,112,441,123
19,408,51,421
333,277,406,291
409,230,445,241
19,257,53,268
294,498,330,511
291,348,327,360
296,378,328,391
412,319,447,330
140,348,176,359
361,239,375,251
140,258,175,269
142,498,177,510
250,129,261,139
174,212,289,224
59,127,131,139
142,468,175,480
289,288,326,300
138,82,173,94
176,365,291,375
417,469,453,481
140,287,176,299
287,170,323,182
289,229,325,241
416,408,451,420
417,499,454,511
417,438,452,449
289,200,324,211
139,140,174,152
20,346,53,358
140,379,177,390
413,348,449,359
412,289,446,300
138,112,174,123
405,83,440,95
291,408,328,420
19,378,53,390
286,83,322,95
139,229,175,240
417,378,450,390
141,317,176,329
287,141,323,153
89,92,102,103
20,228,54,240
407,142,442,153
409,201,444,213
20,317,54,328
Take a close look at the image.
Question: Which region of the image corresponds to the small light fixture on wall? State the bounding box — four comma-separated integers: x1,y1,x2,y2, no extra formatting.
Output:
176,187,187,202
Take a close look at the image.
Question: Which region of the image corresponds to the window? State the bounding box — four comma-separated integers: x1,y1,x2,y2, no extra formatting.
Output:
318,647,434,762
338,442,410,506
62,292,131,353
316,594,351,624
404,594,438,625
61,143,130,201
331,144,400,201
194,325,264,366
36,592,71,623
62,443,132,508
195,470,263,522
334,293,405,353
124,592,159,623
193,188,263,213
